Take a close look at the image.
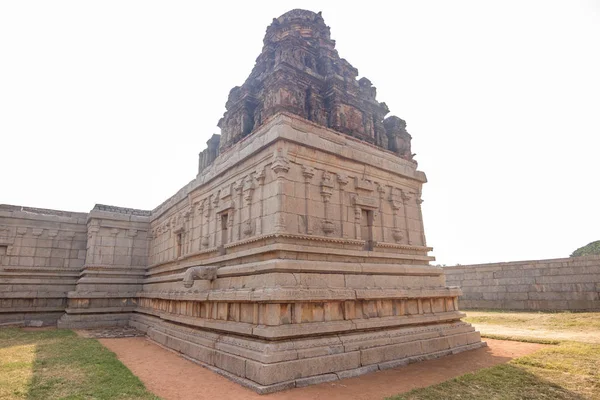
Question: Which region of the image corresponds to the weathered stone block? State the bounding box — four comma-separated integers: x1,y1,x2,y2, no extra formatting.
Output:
215,351,247,377
361,341,422,365
245,352,361,386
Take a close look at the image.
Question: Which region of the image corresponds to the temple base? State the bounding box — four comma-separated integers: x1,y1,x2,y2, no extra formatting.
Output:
129,313,484,393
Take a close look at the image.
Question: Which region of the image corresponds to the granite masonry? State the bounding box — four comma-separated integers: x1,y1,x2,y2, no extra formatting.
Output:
444,256,600,311
0,9,484,393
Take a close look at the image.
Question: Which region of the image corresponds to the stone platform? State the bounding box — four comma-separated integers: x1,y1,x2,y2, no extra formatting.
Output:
132,314,483,393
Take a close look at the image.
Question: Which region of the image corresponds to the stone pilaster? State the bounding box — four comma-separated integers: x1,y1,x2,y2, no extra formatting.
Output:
337,173,349,238
196,200,205,250
401,189,412,245
301,166,315,235
416,191,426,247
126,229,138,266
212,193,220,248
377,183,386,242
255,169,265,236
320,171,334,235
389,188,404,243
202,197,211,248
235,181,243,241
270,149,290,233
243,174,255,237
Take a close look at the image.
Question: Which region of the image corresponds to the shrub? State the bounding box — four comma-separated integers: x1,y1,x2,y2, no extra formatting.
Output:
570,240,600,257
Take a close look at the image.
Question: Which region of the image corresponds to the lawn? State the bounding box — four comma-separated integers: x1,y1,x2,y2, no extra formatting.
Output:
2,312,599,400
464,311,600,332
387,311,600,400
463,310,600,344
0,328,159,400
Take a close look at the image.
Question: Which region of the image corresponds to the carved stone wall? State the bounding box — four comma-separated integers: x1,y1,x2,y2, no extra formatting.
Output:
148,113,429,277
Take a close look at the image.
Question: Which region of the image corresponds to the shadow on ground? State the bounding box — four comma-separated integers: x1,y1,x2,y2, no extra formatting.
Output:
0,328,157,400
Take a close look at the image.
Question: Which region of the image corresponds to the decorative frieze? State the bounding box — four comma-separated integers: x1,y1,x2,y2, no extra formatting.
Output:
136,296,459,328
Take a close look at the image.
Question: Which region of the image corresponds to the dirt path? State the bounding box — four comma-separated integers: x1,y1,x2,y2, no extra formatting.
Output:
472,323,600,343
99,338,544,400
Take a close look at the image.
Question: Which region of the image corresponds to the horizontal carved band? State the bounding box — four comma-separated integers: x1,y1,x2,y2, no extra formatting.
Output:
135,296,459,333
136,286,461,302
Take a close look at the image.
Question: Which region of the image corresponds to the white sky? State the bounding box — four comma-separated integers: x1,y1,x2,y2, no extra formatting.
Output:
1,1,599,265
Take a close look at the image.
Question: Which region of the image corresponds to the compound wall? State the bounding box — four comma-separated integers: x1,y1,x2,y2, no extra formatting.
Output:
0,205,88,325
444,256,600,311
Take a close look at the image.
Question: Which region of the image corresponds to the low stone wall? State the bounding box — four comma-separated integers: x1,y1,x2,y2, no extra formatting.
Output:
444,256,600,311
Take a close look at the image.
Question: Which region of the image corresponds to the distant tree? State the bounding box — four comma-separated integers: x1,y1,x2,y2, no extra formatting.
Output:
570,240,600,257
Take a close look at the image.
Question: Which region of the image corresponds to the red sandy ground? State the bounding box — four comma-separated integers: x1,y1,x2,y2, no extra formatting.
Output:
99,337,544,400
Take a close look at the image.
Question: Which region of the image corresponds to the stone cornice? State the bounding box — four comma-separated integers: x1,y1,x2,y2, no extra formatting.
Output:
135,287,461,302
146,234,434,275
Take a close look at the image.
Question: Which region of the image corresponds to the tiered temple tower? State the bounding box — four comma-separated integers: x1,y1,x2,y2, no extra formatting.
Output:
1,9,483,393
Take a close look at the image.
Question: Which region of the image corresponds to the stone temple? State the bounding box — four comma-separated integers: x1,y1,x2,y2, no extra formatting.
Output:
0,9,483,393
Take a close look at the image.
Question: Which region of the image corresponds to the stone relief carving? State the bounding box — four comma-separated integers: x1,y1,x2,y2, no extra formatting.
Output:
182,265,219,288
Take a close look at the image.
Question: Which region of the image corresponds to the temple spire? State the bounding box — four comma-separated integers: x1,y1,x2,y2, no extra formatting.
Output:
214,9,413,162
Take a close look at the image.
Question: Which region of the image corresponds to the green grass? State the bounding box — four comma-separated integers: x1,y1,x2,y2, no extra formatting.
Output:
386,310,600,400
463,311,600,331
0,328,159,400
480,333,560,345
387,341,600,400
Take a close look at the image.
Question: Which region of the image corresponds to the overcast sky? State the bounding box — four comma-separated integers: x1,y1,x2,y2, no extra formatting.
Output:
1,1,598,265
